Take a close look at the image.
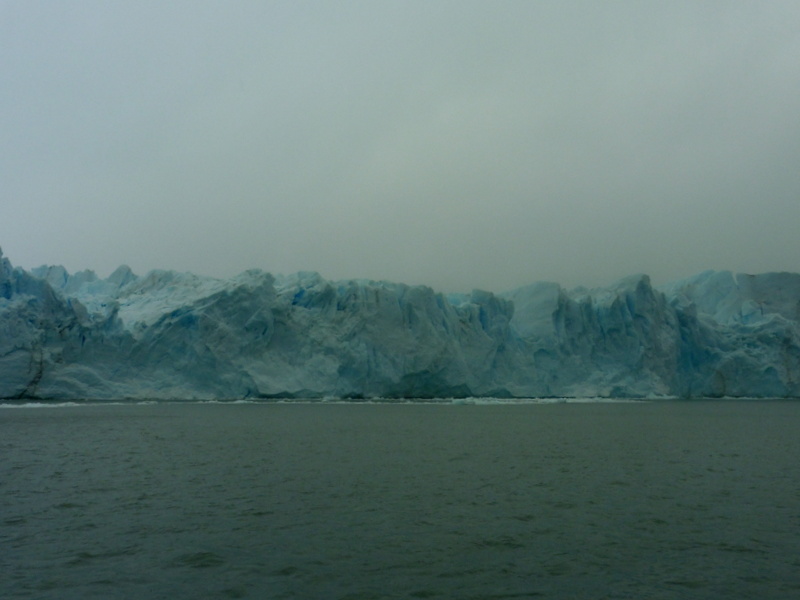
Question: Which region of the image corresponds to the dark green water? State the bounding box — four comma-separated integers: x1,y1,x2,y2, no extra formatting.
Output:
2,401,799,599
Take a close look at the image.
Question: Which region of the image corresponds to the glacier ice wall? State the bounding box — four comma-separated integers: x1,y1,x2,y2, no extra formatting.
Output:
2,247,799,399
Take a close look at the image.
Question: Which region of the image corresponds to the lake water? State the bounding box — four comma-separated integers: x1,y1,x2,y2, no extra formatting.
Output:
2,400,799,599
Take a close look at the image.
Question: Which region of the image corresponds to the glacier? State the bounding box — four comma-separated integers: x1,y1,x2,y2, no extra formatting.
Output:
1,246,799,400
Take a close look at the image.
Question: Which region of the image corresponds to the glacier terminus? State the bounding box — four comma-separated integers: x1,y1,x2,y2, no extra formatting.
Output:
1,247,799,400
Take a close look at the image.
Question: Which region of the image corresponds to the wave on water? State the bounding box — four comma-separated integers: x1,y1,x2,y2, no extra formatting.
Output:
0,401,86,409
0,396,653,408
0,400,160,409
449,397,650,405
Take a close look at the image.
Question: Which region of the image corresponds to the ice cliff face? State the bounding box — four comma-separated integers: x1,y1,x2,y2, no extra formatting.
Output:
1,247,798,399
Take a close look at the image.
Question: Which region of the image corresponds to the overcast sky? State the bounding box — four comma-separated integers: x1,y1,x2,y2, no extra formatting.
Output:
2,1,799,292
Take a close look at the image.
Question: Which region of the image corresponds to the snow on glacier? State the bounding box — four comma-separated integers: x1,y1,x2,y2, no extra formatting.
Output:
2,246,799,400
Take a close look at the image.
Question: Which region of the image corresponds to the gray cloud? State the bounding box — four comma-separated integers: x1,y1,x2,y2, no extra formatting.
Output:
2,1,799,292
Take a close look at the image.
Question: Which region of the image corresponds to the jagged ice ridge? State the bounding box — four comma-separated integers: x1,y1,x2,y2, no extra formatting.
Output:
1,247,799,400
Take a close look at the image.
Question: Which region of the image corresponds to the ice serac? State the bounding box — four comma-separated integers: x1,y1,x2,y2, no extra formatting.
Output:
657,271,800,397
503,275,692,397
1,246,799,400
236,275,515,399
1,248,105,398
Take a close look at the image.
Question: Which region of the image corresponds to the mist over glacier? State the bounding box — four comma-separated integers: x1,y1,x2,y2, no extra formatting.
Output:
1,247,799,400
